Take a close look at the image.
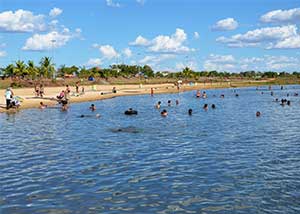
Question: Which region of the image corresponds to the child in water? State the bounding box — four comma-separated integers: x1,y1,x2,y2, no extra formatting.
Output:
155,101,161,109
39,102,47,109
90,104,96,111
161,109,168,117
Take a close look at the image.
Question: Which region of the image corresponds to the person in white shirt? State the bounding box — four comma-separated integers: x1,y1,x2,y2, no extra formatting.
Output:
4,88,13,110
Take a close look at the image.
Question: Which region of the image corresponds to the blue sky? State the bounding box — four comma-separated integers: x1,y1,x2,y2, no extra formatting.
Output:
0,0,300,72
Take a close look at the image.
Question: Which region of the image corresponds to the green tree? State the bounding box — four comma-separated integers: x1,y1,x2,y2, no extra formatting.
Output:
27,60,39,79
182,67,193,78
142,65,154,78
14,60,28,77
3,64,15,77
39,57,55,78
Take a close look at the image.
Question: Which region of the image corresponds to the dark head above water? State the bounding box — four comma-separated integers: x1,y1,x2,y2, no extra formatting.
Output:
124,108,138,115
161,109,168,116
110,126,141,133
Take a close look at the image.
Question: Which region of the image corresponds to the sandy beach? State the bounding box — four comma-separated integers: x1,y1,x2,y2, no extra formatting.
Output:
0,80,267,113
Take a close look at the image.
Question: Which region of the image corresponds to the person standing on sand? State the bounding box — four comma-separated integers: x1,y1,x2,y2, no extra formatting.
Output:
39,84,44,98
5,88,13,110
150,88,154,96
66,85,71,93
34,84,39,97
75,82,79,93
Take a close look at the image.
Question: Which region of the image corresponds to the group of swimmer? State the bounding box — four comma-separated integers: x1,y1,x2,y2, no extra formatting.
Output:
154,97,217,117
35,85,298,119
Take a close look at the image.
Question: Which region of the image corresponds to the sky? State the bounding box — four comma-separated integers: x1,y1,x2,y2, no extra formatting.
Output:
0,0,300,72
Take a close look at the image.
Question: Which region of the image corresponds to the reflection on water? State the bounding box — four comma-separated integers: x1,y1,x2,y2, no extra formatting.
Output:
1,86,300,213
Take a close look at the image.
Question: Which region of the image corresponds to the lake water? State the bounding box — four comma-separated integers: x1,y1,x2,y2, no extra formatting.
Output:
1,85,300,214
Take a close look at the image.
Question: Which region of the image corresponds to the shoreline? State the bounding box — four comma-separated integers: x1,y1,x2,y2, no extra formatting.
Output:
0,80,279,113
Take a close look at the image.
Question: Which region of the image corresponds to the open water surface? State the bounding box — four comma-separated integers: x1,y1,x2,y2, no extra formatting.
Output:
1,86,300,213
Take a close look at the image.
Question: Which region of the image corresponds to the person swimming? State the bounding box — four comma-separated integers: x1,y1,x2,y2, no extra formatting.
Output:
90,104,96,111
110,126,141,133
155,101,161,109
188,109,193,115
280,99,287,106
196,90,201,98
161,109,168,116
80,114,100,118
167,100,171,106
203,104,208,110
176,100,179,105
211,104,216,109
256,111,261,117
39,102,47,109
124,108,138,115
202,91,207,98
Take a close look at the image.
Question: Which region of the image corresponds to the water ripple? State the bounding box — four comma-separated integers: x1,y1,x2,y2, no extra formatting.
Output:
1,86,300,213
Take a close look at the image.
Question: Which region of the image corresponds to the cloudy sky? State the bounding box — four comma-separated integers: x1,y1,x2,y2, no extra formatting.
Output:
0,0,300,72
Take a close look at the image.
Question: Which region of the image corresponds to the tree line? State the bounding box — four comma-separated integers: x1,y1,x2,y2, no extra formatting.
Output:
1,57,300,80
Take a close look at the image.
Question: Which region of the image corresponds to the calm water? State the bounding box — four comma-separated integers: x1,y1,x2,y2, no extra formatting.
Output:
1,86,300,214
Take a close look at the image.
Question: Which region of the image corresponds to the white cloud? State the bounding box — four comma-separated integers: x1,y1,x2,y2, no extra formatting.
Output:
94,44,119,59
271,35,300,49
194,32,200,39
130,35,150,46
241,55,300,71
261,8,300,23
106,0,121,7
49,19,59,28
22,28,81,51
0,9,46,33
86,58,102,67
216,25,299,48
0,50,6,57
203,54,300,72
212,18,238,31
204,54,236,71
130,28,193,54
149,28,192,53
123,48,132,58
49,8,63,18
139,54,175,65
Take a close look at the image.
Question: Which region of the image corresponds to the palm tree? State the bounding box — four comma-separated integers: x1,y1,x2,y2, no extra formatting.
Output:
182,67,193,78
3,64,15,77
39,57,55,78
27,60,39,79
58,64,67,77
14,60,28,77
